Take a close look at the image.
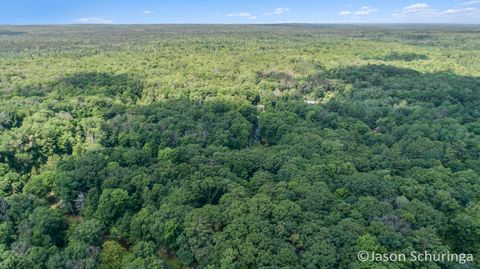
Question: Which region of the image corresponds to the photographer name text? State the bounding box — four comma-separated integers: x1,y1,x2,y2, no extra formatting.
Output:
357,251,474,264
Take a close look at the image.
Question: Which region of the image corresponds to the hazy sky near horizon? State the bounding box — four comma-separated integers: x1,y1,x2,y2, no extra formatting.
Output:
1,0,480,25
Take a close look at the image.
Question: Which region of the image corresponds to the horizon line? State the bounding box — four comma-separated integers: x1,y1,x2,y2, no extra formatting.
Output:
2,22,480,26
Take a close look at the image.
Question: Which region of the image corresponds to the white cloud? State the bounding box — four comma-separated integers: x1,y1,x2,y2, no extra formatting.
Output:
226,12,250,17
76,17,113,24
273,7,290,14
440,7,478,15
143,10,154,14
392,2,480,18
354,6,379,15
392,3,434,17
403,3,429,13
263,7,290,16
459,0,480,6
226,12,256,19
338,6,378,17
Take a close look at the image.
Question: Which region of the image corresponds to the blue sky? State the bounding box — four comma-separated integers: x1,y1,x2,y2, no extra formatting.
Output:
1,0,480,24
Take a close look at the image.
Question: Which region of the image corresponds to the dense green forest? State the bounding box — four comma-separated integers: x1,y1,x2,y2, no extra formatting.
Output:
1,25,480,268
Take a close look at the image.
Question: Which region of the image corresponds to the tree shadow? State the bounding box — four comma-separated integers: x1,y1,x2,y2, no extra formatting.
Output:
256,70,297,91
311,64,480,172
12,72,143,102
330,64,479,108
362,52,429,62
0,29,27,36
